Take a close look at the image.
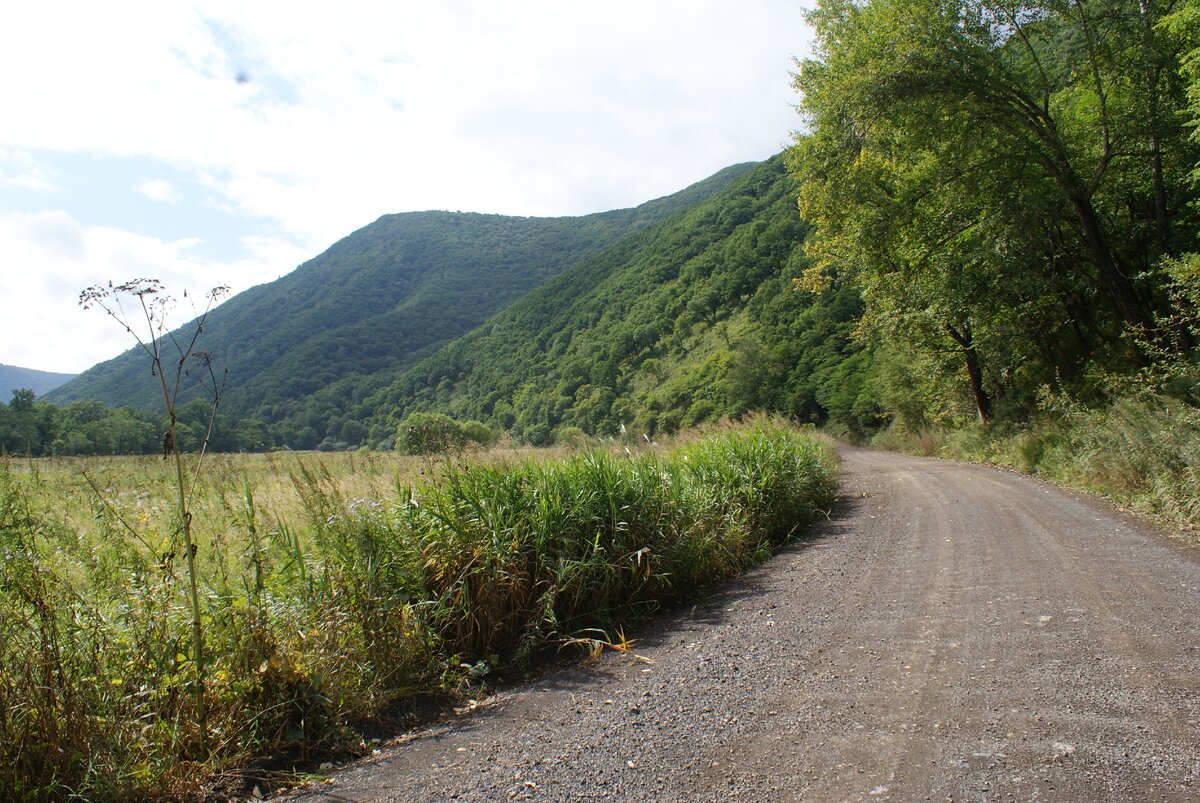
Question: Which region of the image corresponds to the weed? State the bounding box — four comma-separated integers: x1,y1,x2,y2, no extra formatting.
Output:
0,420,835,799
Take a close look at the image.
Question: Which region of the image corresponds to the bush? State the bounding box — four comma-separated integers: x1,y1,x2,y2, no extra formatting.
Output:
459,420,494,448
397,413,493,454
553,425,589,447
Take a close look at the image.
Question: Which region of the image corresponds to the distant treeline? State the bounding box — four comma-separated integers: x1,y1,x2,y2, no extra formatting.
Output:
0,390,281,456
0,389,508,456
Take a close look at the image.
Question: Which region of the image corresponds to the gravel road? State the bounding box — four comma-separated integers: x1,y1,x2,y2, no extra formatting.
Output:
286,448,1200,801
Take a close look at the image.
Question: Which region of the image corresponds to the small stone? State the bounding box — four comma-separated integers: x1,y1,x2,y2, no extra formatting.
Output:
1051,741,1075,760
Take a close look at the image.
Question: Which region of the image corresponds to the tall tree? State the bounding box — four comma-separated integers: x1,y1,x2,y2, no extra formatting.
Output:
792,0,1200,424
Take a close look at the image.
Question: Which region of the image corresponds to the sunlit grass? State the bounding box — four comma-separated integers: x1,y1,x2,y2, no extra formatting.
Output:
0,420,835,800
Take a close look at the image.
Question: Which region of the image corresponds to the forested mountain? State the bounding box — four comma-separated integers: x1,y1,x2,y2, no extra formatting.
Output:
359,156,876,445
48,163,754,424
0,364,75,399
22,0,1200,459
30,156,870,453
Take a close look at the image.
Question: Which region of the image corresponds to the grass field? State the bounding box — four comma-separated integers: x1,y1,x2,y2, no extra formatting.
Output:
0,419,836,800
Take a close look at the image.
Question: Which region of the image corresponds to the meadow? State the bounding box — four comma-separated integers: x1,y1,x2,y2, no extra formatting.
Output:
0,419,836,800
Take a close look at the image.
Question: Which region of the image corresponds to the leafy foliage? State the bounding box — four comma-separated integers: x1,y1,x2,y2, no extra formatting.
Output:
791,0,1200,429
361,157,875,443
48,165,755,443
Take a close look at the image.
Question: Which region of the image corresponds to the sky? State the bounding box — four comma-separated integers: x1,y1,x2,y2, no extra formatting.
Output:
0,1,814,376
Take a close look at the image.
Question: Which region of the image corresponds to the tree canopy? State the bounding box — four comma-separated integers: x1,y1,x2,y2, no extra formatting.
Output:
791,0,1200,426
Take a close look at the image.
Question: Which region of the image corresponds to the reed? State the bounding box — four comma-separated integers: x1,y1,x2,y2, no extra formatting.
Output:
0,420,835,799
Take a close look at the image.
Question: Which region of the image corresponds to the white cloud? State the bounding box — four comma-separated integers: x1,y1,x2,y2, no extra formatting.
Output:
0,209,307,373
0,2,810,230
0,148,57,193
0,1,814,374
135,178,182,204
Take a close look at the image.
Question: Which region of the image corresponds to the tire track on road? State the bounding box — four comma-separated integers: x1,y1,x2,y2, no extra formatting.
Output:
285,449,1200,802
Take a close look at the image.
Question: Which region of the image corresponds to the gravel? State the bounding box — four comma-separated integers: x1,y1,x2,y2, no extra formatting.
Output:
283,448,1200,801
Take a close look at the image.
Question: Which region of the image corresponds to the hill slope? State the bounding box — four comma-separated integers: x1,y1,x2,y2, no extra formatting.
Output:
359,156,876,445
48,163,755,420
0,364,77,400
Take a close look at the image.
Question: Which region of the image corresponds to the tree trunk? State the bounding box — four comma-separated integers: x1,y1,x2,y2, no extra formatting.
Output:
1062,181,1153,332
945,323,992,426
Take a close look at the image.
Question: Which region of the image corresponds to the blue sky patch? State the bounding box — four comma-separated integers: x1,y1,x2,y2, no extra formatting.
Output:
0,151,273,262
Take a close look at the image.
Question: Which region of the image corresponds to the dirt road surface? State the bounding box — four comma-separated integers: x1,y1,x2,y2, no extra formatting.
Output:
286,448,1200,801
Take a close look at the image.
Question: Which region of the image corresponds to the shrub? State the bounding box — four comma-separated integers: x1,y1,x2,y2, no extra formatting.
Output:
553,425,589,447
459,420,494,448
397,412,465,454
397,413,494,455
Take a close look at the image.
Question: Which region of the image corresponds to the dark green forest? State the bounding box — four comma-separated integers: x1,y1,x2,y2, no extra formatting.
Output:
360,157,877,445
9,0,1200,462
791,0,1199,430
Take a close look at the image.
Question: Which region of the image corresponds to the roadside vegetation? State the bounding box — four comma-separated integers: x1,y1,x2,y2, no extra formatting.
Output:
873,382,1200,534
0,419,834,800
791,0,1200,528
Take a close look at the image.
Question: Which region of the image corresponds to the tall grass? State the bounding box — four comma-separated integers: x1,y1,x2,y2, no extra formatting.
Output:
874,388,1200,532
0,420,835,800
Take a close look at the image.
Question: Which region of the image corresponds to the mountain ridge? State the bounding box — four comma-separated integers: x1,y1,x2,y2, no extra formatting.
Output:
0,364,77,400
48,162,757,420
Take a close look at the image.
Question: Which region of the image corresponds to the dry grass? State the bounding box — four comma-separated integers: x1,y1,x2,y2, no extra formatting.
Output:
0,420,836,800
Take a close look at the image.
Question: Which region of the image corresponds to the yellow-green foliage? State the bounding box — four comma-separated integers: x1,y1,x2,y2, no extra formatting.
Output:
875,389,1200,532
0,421,835,800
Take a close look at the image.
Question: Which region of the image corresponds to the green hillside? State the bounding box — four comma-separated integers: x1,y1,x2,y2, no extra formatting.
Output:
48,163,754,422
360,156,875,445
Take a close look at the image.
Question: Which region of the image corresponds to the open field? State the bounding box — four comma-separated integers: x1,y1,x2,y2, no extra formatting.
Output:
0,420,835,800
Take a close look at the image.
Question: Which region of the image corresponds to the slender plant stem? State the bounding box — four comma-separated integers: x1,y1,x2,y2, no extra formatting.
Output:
172,431,207,759
79,278,228,762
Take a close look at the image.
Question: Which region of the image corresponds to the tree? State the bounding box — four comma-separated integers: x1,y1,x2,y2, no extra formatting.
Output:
791,0,1200,425
9,388,34,413
1,389,41,454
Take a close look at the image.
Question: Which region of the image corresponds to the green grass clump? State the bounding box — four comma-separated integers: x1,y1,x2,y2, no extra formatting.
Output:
874,388,1200,532
411,423,836,661
0,420,835,800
